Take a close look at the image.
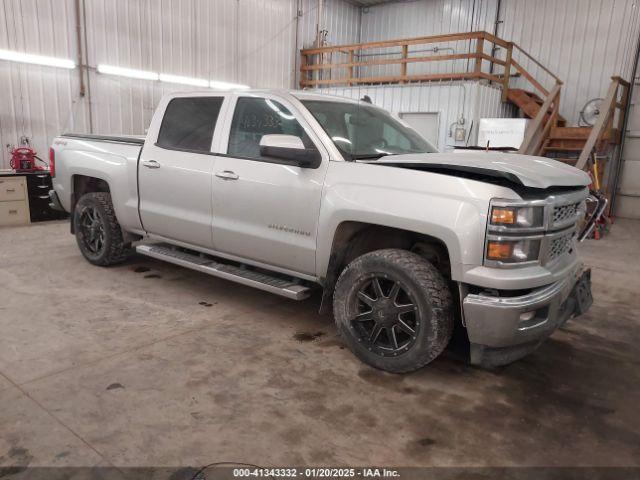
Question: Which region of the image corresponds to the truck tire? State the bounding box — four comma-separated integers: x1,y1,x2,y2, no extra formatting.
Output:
73,192,131,266
333,249,453,373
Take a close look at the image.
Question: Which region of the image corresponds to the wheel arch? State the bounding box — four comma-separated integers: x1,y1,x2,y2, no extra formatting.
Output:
319,221,452,314
70,175,111,233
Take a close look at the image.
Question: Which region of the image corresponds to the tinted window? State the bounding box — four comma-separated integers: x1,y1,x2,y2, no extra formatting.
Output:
228,97,311,160
302,100,437,160
157,97,223,152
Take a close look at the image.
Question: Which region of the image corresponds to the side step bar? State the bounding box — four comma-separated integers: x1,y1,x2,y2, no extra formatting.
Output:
136,244,312,300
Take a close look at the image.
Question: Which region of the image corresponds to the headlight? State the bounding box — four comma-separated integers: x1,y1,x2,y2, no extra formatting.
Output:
486,238,541,264
490,205,544,229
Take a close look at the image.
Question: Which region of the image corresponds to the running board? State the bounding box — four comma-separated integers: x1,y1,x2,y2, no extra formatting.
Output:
135,244,311,300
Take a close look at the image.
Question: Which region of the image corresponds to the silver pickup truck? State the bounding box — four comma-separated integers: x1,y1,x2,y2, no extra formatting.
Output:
49,89,593,372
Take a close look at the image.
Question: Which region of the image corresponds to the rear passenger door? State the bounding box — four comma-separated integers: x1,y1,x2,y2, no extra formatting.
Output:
139,95,226,248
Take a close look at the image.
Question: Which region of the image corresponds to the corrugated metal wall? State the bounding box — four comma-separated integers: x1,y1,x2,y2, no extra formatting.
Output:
2,0,639,168
314,81,515,150
0,0,361,168
356,0,640,125
615,58,640,218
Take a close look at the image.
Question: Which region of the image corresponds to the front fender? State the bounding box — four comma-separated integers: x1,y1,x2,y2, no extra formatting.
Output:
316,162,521,281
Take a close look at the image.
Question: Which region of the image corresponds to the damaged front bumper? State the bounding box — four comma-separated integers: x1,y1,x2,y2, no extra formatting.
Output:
463,263,593,367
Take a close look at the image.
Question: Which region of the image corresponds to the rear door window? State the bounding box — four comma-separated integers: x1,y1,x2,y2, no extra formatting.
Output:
157,97,224,152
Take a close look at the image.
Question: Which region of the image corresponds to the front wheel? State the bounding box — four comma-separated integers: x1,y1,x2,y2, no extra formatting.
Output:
333,249,453,373
74,192,131,266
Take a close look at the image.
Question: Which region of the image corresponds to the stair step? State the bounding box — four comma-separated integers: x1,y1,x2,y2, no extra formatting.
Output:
506,88,566,125
549,127,592,139
136,243,312,300
543,146,584,152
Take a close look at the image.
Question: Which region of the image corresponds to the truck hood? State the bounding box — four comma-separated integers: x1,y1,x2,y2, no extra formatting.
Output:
367,152,591,189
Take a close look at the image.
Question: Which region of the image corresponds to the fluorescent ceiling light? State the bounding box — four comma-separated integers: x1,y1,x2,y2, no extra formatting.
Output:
97,64,158,81
97,63,251,90
159,73,209,87
209,80,250,90
0,48,75,69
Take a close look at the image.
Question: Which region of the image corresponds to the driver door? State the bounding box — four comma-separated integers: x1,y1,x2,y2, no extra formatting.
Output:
211,95,329,276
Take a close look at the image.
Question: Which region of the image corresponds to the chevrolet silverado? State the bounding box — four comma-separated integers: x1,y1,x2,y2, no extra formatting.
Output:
49,90,593,372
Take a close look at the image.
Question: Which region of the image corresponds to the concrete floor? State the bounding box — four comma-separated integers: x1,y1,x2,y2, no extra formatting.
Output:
1,219,640,472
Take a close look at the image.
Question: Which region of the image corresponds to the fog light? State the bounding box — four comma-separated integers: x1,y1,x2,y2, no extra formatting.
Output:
519,311,536,321
487,241,514,260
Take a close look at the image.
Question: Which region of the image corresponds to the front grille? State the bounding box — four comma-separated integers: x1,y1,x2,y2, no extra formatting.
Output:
553,202,580,226
548,231,575,261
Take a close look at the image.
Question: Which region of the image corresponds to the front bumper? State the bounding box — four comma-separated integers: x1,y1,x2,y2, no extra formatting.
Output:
463,263,592,367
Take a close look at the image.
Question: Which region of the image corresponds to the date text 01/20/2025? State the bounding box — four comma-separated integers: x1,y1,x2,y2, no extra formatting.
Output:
231,468,400,478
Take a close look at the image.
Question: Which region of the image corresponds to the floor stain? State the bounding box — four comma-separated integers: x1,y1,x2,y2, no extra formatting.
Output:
106,382,125,390
0,446,33,472
144,274,162,279
416,437,437,447
54,451,70,460
133,266,150,273
293,331,325,342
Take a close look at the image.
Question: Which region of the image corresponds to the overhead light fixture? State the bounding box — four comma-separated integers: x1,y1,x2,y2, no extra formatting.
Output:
159,73,209,87
209,80,250,90
97,63,251,90
0,48,75,69
97,64,159,81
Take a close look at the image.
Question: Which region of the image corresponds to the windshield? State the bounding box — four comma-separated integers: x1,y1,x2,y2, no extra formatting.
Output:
302,100,437,160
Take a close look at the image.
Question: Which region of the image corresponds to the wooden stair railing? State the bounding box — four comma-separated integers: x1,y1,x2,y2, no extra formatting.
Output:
300,31,515,89
518,84,562,156
575,76,630,170
506,89,567,126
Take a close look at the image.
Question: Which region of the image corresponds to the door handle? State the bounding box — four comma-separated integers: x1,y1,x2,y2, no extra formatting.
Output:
215,170,239,180
142,160,161,169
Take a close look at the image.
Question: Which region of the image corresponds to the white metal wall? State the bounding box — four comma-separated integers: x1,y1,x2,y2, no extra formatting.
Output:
314,81,515,150
616,68,640,218
0,0,361,168
356,0,640,125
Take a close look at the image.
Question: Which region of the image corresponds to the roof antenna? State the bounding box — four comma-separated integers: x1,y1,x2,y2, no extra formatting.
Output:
361,95,372,104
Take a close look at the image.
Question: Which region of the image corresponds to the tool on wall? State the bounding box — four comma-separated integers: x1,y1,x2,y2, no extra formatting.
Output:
7,136,48,173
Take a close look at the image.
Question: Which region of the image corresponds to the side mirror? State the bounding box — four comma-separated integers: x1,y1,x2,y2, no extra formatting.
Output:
259,134,321,168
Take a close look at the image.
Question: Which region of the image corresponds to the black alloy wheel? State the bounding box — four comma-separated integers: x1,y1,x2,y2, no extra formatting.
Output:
333,249,453,373
78,205,106,255
351,274,420,357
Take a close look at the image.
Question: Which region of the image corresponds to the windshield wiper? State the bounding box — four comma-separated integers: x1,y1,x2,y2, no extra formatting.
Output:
351,153,391,161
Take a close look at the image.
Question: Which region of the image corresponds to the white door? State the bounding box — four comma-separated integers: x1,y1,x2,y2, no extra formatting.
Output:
211,95,329,275
399,112,440,149
138,95,226,248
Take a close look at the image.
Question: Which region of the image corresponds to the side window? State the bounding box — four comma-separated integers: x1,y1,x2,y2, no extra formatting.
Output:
157,97,223,152
228,97,311,160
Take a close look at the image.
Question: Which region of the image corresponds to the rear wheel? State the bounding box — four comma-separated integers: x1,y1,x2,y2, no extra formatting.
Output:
74,192,131,266
333,249,453,373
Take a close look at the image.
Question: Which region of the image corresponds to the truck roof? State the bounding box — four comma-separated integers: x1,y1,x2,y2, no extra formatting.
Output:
160,89,363,105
